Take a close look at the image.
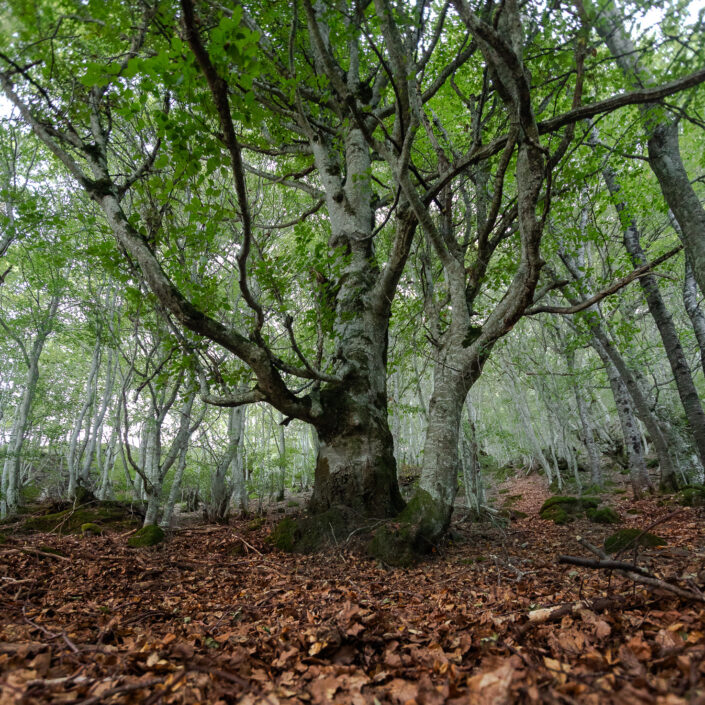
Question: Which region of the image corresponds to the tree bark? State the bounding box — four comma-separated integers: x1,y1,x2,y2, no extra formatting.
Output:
600,163,705,474
588,0,705,296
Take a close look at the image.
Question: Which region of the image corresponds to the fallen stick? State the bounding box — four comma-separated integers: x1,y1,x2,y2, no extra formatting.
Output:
0,547,70,561
559,540,705,603
233,533,263,555
558,555,655,578
74,678,165,705
518,596,625,637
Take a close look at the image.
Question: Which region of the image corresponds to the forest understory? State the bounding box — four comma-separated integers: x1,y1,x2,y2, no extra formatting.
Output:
1,476,704,705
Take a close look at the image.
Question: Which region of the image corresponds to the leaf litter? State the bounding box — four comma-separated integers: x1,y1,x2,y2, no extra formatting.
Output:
1,484,704,704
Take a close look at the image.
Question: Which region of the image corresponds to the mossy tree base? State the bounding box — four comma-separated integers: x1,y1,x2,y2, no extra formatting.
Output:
366,490,450,568
128,524,165,547
268,507,356,553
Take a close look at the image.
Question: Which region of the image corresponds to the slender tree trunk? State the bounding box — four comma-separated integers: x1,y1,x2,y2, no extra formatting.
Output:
600,164,705,473
67,338,101,498
589,0,705,295
460,398,484,516
590,336,654,497
1,295,59,517
80,348,117,487
683,254,705,378
228,405,247,515
566,351,602,487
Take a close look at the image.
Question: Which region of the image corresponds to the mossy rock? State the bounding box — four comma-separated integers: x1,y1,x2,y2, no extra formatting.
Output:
127,524,165,548
677,486,705,507
539,496,600,523
604,528,666,554
268,508,352,553
586,506,621,524
247,516,266,532
81,522,103,536
540,504,571,524
23,504,139,535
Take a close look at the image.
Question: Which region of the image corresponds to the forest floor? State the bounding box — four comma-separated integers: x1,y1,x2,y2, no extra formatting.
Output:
1,477,704,705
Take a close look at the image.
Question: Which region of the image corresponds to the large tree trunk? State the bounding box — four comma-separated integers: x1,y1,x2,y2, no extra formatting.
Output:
310,388,403,518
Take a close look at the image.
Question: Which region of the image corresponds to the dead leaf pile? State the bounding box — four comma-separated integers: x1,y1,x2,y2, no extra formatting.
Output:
1,485,704,704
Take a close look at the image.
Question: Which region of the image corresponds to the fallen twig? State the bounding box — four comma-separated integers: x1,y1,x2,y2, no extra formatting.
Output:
74,677,165,705
1,547,71,561
560,536,705,603
233,533,263,555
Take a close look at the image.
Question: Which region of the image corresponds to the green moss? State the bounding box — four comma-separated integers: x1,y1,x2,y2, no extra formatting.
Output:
0,533,5,544
268,509,352,553
247,516,266,531
586,506,620,524
268,517,298,551
677,486,705,507
539,495,600,523
397,489,447,541
540,505,571,524
604,528,666,554
286,500,300,508
366,525,417,568
127,524,165,548
81,522,103,536
23,504,137,534
501,494,523,508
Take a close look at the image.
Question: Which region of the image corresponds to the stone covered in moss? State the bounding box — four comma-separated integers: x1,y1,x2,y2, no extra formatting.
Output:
586,506,621,524
127,524,165,548
677,486,705,507
539,496,600,524
604,528,666,554
81,522,103,536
